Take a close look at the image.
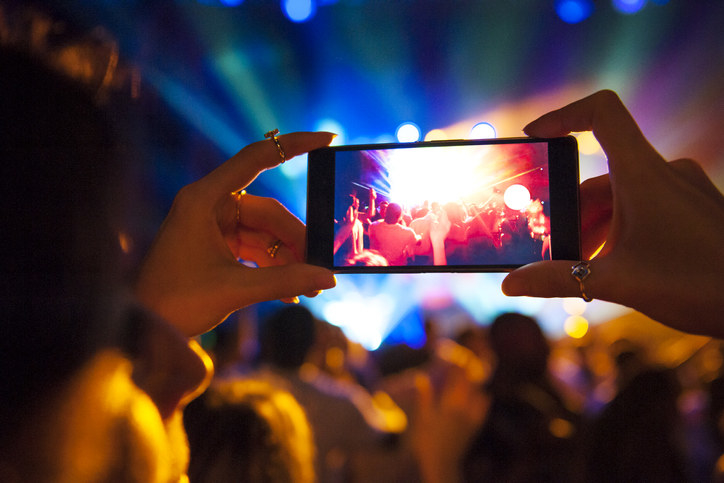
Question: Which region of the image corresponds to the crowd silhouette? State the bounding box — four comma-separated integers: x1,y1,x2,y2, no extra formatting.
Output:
188,306,724,482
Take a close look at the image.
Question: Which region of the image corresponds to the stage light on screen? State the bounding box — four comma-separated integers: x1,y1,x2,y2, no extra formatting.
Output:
282,0,317,23
220,0,244,6
468,122,497,139
396,122,421,142
612,0,646,15
555,0,594,24
503,184,531,211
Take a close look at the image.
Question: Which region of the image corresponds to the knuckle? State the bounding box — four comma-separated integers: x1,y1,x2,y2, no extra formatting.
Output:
595,89,622,106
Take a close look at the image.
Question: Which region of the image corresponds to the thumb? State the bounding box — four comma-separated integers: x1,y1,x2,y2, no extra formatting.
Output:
502,260,591,300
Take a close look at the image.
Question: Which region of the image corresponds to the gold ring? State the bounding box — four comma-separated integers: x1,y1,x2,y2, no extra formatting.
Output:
265,129,286,163
571,261,593,302
232,189,246,226
267,239,283,259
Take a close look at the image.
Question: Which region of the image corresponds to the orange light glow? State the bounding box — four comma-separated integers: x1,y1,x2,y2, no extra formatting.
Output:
564,315,589,339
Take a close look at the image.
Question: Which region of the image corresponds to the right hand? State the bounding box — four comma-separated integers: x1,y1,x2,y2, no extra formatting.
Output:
502,90,724,337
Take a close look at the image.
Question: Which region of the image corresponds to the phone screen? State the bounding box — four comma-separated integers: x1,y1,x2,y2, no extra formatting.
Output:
307,137,580,273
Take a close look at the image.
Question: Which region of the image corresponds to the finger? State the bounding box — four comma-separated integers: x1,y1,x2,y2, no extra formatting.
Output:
227,263,336,307
237,195,307,260
236,240,298,268
523,90,662,176
501,259,609,302
204,131,336,196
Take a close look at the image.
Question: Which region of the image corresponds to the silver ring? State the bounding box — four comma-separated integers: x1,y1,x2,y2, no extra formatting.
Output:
571,261,593,302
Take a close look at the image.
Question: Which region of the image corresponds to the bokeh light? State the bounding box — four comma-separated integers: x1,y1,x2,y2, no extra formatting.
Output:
562,297,588,317
395,122,421,143
314,118,346,146
282,0,317,22
555,0,594,24
564,315,590,339
469,122,497,139
612,0,647,15
424,129,447,141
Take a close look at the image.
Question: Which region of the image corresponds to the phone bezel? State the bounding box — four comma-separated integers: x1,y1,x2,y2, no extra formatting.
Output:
306,136,580,273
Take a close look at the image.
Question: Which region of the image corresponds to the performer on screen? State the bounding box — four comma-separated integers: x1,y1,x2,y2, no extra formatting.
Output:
369,203,421,266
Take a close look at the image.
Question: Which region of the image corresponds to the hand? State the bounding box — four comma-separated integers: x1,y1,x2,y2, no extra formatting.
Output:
135,132,337,337
502,90,724,337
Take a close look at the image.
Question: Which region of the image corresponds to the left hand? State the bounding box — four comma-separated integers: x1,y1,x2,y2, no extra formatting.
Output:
135,132,337,337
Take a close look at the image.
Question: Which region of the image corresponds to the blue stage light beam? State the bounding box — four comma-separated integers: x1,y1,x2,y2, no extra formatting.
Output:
145,68,246,157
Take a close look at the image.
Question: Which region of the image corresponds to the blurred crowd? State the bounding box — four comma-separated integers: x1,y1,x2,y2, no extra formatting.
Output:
334,187,550,268
187,306,724,482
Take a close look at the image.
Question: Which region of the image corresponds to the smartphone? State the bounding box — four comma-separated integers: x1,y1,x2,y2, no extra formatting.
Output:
306,136,580,273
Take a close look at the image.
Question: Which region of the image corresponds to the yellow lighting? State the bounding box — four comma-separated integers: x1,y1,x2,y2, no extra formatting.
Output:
564,315,589,339
424,129,447,141
576,131,601,156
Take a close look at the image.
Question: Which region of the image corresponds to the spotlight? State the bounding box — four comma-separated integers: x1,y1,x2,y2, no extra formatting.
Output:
612,0,646,15
554,0,594,24
468,122,497,139
282,0,317,23
395,122,421,142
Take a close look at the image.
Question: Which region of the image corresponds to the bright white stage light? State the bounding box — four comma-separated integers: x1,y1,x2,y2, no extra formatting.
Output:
322,293,395,351
396,122,421,142
504,184,531,211
469,122,497,139
386,145,491,208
